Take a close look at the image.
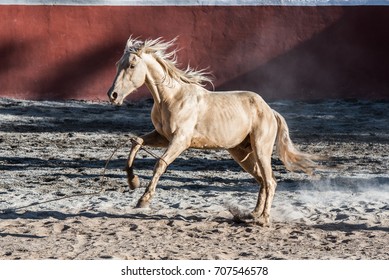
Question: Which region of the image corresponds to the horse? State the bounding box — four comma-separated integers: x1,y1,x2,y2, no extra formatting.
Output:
107,37,319,226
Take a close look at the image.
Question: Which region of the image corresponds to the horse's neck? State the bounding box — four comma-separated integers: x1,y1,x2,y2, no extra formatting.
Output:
144,56,182,105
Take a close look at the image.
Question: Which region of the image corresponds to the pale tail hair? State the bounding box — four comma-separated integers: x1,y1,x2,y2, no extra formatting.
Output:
273,110,321,175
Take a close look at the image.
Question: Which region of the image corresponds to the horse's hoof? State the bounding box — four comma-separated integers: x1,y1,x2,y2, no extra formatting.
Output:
254,215,270,227
136,200,150,208
128,175,140,190
254,220,270,227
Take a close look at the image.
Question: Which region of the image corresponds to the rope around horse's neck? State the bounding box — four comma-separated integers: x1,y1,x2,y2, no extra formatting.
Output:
0,136,159,214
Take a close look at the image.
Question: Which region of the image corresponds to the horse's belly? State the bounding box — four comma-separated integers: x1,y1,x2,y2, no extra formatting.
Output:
192,107,252,149
189,137,225,149
190,126,249,149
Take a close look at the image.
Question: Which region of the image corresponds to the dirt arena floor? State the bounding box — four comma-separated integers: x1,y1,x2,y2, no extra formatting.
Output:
0,97,388,259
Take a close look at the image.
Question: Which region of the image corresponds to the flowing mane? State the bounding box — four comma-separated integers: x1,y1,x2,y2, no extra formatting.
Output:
125,37,213,87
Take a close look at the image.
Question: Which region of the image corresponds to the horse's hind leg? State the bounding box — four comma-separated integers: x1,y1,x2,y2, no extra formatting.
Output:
126,130,168,190
250,126,278,226
228,141,266,221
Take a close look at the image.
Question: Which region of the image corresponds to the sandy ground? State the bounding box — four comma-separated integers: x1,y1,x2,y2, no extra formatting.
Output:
0,97,388,260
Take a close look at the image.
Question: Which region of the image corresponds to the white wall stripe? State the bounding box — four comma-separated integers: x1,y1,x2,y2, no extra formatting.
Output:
0,0,388,6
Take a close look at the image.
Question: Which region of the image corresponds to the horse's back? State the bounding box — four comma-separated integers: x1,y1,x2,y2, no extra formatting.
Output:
203,89,274,121
190,89,273,149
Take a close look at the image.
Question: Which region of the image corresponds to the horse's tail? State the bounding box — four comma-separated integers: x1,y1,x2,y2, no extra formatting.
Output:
273,110,321,175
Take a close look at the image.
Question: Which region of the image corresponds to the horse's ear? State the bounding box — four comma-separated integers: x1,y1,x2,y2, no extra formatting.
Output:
135,42,146,55
125,36,144,54
125,37,134,52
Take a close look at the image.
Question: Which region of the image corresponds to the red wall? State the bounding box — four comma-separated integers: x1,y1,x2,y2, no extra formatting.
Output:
1,5,388,101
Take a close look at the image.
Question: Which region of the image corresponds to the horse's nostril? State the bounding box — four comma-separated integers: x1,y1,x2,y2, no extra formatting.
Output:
112,92,118,100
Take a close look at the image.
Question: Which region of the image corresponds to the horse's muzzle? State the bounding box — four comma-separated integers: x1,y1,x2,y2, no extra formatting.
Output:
107,87,121,105
110,92,118,102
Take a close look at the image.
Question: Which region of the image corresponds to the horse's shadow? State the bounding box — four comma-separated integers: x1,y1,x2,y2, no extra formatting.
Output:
2,211,388,236
0,209,233,224
312,222,389,233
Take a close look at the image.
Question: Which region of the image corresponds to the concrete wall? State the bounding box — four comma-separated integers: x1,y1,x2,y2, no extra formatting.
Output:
1,2,388,101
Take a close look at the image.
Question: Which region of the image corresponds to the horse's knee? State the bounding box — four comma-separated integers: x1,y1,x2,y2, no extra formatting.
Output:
130,136,144,146
154,158,168,175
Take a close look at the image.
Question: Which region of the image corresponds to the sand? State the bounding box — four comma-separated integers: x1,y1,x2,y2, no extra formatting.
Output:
0,97,388,259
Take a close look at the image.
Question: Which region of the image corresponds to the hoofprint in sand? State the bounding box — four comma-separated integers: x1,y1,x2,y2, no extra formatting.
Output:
0,98,388,259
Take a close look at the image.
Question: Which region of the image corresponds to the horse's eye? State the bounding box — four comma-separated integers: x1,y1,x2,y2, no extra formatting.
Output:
129,64,135,69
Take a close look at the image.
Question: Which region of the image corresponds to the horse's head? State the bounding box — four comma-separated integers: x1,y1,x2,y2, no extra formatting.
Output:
107,39,147,105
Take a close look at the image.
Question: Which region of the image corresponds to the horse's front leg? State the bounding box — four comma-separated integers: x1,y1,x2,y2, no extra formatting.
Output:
136,137,189,208
126,137,143,189
126,130,168,190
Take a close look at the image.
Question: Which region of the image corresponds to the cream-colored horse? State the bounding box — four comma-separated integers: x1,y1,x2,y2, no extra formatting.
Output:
107,37,318,225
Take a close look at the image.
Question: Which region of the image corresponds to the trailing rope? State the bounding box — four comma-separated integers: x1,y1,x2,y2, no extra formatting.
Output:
0,136,161,214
